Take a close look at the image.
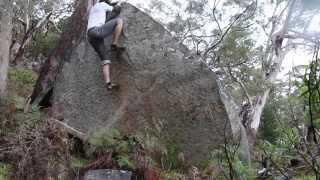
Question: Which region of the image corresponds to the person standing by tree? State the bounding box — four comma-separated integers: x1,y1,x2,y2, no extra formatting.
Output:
87,0,124,90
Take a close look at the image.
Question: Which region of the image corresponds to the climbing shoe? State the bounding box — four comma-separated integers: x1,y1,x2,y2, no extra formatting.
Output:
111,44,126,52
106,82,119,91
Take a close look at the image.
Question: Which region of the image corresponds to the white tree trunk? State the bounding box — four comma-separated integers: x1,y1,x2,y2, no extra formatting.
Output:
250,48,289,134
25,0,31,32
216,0,298,159
251,89,270,132
248,0,297,139
0,0,12,101
216,78,251,164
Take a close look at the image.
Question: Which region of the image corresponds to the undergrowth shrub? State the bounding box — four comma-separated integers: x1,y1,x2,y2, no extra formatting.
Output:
207,148,256,180
85,128,208,179
0,163,11,180
8,69,37,97
89,128,138,169
11,120,71,179
29,31,60,57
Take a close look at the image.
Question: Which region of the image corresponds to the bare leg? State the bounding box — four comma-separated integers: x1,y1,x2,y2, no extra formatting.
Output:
101,19,123,90
102,64,111,83
111,18,123,45
102,64,119,90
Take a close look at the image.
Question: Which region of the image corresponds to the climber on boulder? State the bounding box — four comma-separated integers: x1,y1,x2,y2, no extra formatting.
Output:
87,0,124,90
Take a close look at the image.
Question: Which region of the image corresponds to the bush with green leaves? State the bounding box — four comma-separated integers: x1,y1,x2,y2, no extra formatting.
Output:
8,69,37,97
208,147,256,180
258,127,302,178
0,163,11,180
297,176,317,180
29,31,60,58
71,156,90,169
8,69,36,86
300,60,320,129
89,128,137,169
260,102,280,144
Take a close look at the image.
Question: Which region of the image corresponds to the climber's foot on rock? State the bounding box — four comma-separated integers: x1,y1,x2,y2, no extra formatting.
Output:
106,82,119,91
111,44,126,52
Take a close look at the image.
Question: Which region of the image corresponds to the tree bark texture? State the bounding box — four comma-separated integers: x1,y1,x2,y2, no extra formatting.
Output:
30,0,89,105
216,78,251,164
0,0,12,102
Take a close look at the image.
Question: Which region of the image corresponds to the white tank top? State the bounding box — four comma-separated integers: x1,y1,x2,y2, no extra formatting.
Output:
87,2,113,30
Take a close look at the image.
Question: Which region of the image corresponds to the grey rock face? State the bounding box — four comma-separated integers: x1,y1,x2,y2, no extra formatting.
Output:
53,3,230,162
84,170,132,180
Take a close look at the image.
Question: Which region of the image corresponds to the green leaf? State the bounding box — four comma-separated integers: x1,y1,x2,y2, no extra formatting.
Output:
116,155,135,169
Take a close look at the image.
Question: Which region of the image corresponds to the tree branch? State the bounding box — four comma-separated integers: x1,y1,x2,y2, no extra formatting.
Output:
227,67,253,107
12,12,53,64
50,118,87,141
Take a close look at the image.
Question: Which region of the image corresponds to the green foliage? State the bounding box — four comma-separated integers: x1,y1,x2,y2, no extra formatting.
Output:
233,159,256,180
135,131,166,155
259,127,300,176
217,28,254,65
261,126,299,156
8,69,37,97
300,60,320,128
17,106,41,128
71,156,90,169
260,103,280,143
260,140,290,167
257,55,320,179
297,176,317,180
0,66,40,147
0,164,11,180
160,142,180,171
57,17,71,31
89,128,122,152
89,128,187,171
89,128,139,154
208,147,256,179
1,68,40,134
29,31,60,57
8,69,37,86
116,155,135,169
0,104,41,137
89,128,138,168
214,27,265,101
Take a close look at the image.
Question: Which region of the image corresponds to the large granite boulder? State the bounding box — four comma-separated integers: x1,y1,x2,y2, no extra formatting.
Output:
49,2,230,162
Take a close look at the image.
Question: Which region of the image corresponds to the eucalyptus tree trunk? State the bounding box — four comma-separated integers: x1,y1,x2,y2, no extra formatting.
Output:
25,0,31,33
248,0,297,144
30,0,91,105
0,0,12,102
217,78,251,164
217,0,298,161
